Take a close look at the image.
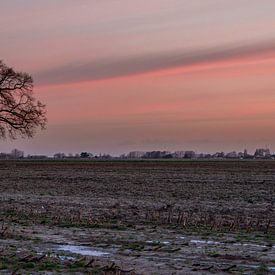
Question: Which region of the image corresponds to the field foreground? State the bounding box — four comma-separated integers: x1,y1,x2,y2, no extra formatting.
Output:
0,160,274,274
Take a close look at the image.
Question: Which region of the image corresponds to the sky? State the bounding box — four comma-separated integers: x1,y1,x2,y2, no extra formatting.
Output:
1,0,275,156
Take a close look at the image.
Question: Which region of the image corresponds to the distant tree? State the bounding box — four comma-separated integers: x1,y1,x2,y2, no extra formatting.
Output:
0,61,46,139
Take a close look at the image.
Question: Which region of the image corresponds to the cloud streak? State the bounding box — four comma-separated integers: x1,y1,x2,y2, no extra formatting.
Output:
35,39,275,85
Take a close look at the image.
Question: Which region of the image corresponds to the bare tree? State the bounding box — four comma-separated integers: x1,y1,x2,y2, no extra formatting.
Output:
0,61,46,139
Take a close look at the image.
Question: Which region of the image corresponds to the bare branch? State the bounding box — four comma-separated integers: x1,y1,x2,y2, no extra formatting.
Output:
0,60,47,139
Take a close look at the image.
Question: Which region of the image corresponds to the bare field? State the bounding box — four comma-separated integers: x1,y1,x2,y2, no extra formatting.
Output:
0,160,274,274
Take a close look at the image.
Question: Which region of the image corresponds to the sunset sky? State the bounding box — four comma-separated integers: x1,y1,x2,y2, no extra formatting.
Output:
1,0,275,156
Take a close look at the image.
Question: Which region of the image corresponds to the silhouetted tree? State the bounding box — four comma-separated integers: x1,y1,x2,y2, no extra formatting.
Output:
0,61,46,138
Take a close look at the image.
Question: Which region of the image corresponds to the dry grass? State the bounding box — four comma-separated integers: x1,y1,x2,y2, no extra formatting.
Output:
0,160,274,232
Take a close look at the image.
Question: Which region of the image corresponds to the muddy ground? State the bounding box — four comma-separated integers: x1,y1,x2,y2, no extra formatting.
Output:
0,160,274,274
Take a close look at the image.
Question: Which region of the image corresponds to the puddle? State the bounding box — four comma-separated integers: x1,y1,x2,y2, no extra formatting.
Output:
146,240,170,245
233,243,273,248
240,264,275,271
180,237,274,249
190,240,221,245
57,245,110,257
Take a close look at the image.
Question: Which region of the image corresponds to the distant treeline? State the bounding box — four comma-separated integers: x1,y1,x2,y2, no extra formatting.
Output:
1,148,274,160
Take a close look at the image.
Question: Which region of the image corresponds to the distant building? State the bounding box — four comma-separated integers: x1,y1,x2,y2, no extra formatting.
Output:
254,148,270,158
127,151,145,159
144,151,171,159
